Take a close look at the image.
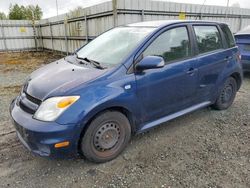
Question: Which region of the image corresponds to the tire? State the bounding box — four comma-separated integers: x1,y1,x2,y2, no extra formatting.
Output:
212,77,237,110
80,111,131,163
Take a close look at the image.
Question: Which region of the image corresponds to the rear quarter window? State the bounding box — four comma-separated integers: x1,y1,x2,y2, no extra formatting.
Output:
220,24,236,48
193,25,223,54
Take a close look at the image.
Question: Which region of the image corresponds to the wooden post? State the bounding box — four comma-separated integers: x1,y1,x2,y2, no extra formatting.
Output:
1,23,7,51
112,0,118,27
64,17,68,55
199,13,203,20
49,22,54,51
84,14,89,43
239,15,242,31
31,11,38,51
39,24,44,50
141,9,145,21
32,23,38,51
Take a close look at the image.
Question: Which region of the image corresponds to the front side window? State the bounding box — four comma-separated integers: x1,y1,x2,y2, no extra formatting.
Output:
193,25,222,54
143,27,191,63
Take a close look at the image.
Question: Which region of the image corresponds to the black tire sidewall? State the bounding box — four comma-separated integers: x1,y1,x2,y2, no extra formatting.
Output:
214,77,237,110
80,111,131,163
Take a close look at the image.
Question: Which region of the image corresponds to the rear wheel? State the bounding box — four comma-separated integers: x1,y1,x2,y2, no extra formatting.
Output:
212,77,237,110
80,111,131,163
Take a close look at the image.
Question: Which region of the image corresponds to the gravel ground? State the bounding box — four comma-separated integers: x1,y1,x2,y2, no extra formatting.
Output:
0,52,249,188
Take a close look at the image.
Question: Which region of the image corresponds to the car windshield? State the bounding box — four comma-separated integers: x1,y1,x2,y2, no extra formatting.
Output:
76,27,155,67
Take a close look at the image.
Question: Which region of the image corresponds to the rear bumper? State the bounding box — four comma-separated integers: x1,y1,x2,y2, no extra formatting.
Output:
241,60,250,72
9,98,81,158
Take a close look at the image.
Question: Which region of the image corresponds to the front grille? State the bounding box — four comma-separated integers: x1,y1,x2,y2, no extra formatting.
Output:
19,100,36,114
25,92,41,105
18,92,40,114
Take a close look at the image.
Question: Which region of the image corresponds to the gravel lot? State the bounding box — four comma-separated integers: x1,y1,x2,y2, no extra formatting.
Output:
0,52,249,188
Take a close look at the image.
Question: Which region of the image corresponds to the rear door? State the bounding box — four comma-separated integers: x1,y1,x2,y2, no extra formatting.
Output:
135,25,198,123
191,24,230,102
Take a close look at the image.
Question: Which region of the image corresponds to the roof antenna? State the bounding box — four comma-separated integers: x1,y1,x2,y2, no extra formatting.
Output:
195,0,207,20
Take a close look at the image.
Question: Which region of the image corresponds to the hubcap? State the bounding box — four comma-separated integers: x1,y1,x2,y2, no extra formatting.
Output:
222,84,233,103
94,122,120,151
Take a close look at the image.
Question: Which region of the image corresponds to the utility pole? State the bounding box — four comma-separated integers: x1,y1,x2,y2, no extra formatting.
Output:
56,0,63,53
56,0,59,16
226,0,230,18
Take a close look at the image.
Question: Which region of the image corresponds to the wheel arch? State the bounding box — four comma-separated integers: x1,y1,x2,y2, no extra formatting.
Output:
230,72,242,90
77,105,136,155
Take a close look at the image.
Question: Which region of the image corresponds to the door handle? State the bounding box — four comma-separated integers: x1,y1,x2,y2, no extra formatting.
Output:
224,56,233,61
186,68,195,75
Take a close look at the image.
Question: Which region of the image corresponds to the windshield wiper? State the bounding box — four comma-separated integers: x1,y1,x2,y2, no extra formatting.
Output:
75,54,106,69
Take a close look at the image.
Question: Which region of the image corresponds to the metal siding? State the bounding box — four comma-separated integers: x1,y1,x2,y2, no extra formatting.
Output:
0,20,37,51
1,1,250,52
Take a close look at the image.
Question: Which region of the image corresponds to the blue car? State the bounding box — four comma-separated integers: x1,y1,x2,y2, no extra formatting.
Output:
10,20,243,163
235,25,250,72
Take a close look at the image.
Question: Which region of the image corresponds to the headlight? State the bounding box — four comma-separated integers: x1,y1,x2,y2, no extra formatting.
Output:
34,96,80,121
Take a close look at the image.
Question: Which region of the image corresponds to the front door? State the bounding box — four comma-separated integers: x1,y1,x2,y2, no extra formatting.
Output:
135,26,198,124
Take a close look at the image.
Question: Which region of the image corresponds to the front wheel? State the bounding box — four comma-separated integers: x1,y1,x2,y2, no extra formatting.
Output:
212,77,237,110
80,111,131,163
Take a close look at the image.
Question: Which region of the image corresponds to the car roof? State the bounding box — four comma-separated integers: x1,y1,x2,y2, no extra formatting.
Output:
127,20,225,28
235,25,250,36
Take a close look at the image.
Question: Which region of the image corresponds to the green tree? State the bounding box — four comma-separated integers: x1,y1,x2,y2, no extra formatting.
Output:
8,4,43,20
8,4,26,20
25,5,43,20
0,12,7,19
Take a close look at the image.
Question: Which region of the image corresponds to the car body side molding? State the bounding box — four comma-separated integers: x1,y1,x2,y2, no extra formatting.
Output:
138,101,211,133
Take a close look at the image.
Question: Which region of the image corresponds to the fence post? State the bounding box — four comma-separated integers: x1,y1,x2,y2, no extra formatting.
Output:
141,9,145,21
84,14,89,44
32,22,38,51
49,22,54,52
64,17,68,55
39,24,44,50
239,15,242,31
1,23,7,51
199,13,203,20
31,11,38,51
112,0,118,27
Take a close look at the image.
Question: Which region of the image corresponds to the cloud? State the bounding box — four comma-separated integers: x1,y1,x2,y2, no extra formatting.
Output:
156,0,250,8
0,0,110,18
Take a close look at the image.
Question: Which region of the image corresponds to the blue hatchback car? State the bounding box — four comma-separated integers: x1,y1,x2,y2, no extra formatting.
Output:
10,20,243,163
235,25,250,72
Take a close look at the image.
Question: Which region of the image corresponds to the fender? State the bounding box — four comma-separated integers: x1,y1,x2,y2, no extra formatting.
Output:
212,59,243,103
55,66,141,128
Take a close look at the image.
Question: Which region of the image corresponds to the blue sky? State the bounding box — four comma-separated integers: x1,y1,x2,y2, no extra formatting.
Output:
0,0,249,19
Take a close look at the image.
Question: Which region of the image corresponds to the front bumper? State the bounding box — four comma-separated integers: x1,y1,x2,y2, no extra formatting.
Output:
9,98,81,158
241,60,250,72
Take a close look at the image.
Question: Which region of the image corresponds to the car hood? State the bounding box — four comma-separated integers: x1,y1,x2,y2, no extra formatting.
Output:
24,57,108,100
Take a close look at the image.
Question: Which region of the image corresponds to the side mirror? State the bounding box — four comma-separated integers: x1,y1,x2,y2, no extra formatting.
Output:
135,56,165,71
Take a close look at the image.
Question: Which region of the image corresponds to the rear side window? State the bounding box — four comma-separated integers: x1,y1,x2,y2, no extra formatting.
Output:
193,25,223,54
220,24,236,48
143,26,191,63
